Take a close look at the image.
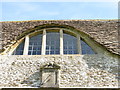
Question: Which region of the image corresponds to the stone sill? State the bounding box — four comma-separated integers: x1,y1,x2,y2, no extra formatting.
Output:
0,54,98,57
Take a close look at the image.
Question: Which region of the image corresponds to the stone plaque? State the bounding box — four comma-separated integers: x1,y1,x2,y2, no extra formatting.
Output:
40,63,60,88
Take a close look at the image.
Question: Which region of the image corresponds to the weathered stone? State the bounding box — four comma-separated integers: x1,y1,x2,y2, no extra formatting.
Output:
0,55,118,87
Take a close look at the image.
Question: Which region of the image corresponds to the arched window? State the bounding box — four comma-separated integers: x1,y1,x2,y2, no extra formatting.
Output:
12,29,95,55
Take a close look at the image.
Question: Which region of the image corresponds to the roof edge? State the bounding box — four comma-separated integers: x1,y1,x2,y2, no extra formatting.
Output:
0,19,118,23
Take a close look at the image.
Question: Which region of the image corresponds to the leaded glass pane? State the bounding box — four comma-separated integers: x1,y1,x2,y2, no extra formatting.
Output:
63,33,78,54
12,41,25,55
46,32,60,55
28,34,42,55
81,40,95,54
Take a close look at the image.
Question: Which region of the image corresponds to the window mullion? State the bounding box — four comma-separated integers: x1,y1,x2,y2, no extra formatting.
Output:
60,29,63,55
77,34,82,54
23,35,29,55
41,29,46,55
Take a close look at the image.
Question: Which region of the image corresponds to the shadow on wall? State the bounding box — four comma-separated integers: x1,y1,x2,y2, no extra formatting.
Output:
19,55,119,87
82,55,119,81
21,71,40,87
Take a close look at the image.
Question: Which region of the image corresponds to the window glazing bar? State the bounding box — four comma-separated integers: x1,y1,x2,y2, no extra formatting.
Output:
23,35,29,55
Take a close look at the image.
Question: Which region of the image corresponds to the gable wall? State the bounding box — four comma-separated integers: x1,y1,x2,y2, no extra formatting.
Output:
0,20,119,55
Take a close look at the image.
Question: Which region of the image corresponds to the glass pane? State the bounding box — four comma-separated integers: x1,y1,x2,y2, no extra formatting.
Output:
46,32,60,55
63,33,78,54
12,41,25,55
28,34,42,55
37,51,41,55
81,40,95,54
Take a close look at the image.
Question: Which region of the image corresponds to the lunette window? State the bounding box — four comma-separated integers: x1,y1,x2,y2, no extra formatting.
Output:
12,29,95,55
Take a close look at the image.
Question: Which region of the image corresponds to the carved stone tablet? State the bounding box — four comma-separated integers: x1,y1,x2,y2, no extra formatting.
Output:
40,63,60,87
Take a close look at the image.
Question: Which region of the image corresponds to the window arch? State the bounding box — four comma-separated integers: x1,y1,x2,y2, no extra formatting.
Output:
12,28,95,55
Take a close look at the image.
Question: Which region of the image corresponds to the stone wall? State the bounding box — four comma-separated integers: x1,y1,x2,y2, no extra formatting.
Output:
0,55,118,88
0,20,119,55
